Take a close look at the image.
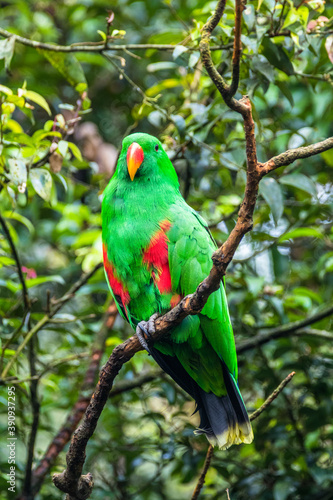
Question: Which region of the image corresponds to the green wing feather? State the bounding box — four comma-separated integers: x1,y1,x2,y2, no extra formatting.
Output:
154,200,238,397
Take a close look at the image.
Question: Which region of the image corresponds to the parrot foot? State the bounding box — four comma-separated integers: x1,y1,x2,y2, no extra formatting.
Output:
136,313,158,355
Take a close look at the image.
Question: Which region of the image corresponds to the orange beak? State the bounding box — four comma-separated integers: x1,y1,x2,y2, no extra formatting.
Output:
127,142,144,181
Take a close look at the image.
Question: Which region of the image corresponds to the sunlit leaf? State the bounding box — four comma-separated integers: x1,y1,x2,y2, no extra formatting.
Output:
26,275,65,288
19,89,51,115
29,168,53,201
279,227,323,241
0,84,13,95
0,36,16,70
3,211,34,233
67,142,83,161
8,158,27,192
146,79,182,97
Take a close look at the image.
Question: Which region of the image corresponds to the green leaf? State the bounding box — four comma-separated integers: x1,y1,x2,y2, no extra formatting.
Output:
57,140,69,157
283,5,309,30
20,89,51,115
172,45,188,60
8,158,27,192
260,177,284,224
188,51,200,68
0,256,15,266
279,227,323,242
261,38,294,76
292,287,322,304
6,94,25,107
67,142,83,161
243,4,255,31
3,211,35,234
321,149,333,167
147,62,178,72
0,84,13,95
276,81,294,107
170,114,186,136
279,173,317,197
252,56,275,82
26,275,65,288
97,30,107,41
30,168,53,202
146,79,182,97
75,82,87,94
0,36,16,71
38,49,87,88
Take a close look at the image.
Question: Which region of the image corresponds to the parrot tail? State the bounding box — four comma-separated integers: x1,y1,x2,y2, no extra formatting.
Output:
149,347,253,450
195,362,253,450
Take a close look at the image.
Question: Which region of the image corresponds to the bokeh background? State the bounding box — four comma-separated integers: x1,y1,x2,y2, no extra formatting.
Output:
0,0,333,499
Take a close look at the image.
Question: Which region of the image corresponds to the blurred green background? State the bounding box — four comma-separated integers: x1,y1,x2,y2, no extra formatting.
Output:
0,0,333,499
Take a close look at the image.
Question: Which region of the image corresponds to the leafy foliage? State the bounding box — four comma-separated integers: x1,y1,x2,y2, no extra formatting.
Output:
0,1,333,499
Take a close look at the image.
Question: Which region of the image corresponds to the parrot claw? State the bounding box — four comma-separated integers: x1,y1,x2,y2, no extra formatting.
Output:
136,313,158,355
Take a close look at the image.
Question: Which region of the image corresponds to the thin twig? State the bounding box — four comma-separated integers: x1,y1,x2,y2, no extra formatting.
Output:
237,304,333,353
229,0,244,97
24,303,118,498
258,136,333,177
191,445,214,500
0,215,40,497
0,310,30,374
23,337,40,497
51,1,333,497
249,371,296,421
0,214,30,309
0,28,231,53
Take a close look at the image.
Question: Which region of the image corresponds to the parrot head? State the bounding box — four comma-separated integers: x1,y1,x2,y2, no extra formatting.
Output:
115,133,179,188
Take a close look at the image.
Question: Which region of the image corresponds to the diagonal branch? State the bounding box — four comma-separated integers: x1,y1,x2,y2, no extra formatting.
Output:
191,445,214,500
19,303,118,499
199,0,246,114
229,0,244,97
237,304,333,353
258,136,333,177
0,28,231,54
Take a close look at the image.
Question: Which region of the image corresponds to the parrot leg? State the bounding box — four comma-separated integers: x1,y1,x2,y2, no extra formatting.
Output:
136,313,159,355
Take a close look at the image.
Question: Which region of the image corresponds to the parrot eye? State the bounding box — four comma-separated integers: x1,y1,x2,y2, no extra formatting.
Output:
155,144,159,152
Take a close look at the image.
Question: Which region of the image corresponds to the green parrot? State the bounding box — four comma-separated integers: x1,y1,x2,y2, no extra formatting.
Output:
101,132,253,450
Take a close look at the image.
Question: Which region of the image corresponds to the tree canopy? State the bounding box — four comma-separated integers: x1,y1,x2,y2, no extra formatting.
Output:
0,1,333,499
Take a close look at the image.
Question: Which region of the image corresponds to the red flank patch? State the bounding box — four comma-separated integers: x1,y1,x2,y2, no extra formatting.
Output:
103,244,130,309
143,220,172,294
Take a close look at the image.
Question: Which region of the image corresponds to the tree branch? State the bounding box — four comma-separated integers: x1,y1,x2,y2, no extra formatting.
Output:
249,371,296,421
237,304,333,353
229,0,244,97
0,28,230,53
51,1,333,498
199,1,246,114
19,303,118,499
191,445,214,500
258,136,333,177
191,371,296,499
0,214,30,310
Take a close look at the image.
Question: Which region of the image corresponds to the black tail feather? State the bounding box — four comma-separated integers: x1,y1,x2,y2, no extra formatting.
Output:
149,347,253,449
150,346,198,400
